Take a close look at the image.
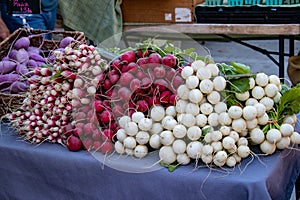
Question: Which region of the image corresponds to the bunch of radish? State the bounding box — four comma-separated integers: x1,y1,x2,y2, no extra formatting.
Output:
113,59,300,169
0,36,51,94
90,44,191,142
7,43,109,152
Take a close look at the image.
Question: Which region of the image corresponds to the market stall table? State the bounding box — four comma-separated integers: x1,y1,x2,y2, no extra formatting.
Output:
0,122,299,200
123,23,300,79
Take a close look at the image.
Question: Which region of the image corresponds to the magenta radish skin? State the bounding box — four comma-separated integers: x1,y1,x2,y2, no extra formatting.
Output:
162,54,177,68
148,53,162,64
119,72,134,86
153,66,166,78
120,50,136,64
66,135,82,151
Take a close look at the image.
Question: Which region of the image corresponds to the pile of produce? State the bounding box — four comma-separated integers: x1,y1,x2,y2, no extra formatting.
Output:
0,36,52,94
5,37,300,171
114,60,300,170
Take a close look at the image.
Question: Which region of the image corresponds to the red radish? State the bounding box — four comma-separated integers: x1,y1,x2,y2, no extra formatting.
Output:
146,96,160,107
136,70,147,79
118,87,132,101
137,57,148,67
120,50,136,64
100,110,114,124
112,104,124,117
109,74,120,85
110,121,119,132
94,100,104,113
93,141,102,151
130,79,141,91
162,54,177,68
100,141,113,154
103,79,113,90
154,79,168,92
119,72,134,86
127,62,138,73
66,135,82,151
169,94,177,105
154,66,166,78
165,68,176,80
103,100,111,108
148,53,162,64
83,123,96,135
73,127,83,137
172,75,184,89
108,69,119,77
92,129,102,140
61,70,77,79
136,99,149,112
121,64,129,73
82,137,93,150
160,90,171,104
141,77,152,88
103,129,114,141
111,59,122,70
137,49,149,58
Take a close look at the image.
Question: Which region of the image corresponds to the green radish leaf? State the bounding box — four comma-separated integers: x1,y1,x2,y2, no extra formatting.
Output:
40,64,53,71
231,61,251,74
218,63,236,75
229,77,250,93
51,69,62,80
164,45,176,53
183,48,196,56
278,84,300,116
160,162,180,172
202,127,211,136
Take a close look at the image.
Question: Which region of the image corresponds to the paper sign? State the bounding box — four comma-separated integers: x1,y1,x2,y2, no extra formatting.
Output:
175,8,192,22
7,0,41,14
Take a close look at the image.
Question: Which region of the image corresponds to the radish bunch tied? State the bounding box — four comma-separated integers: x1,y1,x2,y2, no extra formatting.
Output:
113,59,300,171
0,36,52,94
91,40,207,146
7,44,108,152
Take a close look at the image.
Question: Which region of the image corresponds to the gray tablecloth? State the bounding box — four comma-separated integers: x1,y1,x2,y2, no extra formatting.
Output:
0,122,299,200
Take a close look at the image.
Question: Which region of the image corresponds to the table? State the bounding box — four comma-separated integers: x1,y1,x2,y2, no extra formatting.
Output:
123,23,300,79
0,122,299,200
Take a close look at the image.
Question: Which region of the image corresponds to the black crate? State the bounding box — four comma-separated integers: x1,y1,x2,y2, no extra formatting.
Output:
195,5,300,24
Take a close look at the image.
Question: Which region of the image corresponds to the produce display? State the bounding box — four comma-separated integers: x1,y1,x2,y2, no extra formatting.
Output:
3,35,300,172
0,36,51,94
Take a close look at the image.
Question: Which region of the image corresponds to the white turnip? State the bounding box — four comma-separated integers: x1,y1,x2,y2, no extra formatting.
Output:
159,146,177,164
172,139,187,154
186,141,203,159
187,126,202,141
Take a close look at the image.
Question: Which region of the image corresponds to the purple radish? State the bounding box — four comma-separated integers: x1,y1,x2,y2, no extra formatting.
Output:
16,49,29,64
14,37,30,50
9,81,29,93
0,61,17,74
